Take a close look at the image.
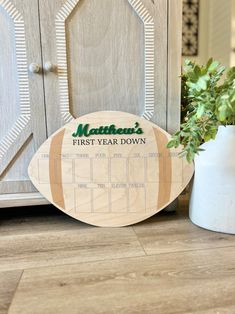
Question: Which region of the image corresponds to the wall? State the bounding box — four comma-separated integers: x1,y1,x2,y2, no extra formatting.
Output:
182,0,235,67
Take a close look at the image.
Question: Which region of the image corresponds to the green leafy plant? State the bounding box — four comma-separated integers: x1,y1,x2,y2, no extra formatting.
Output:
167,58,235,162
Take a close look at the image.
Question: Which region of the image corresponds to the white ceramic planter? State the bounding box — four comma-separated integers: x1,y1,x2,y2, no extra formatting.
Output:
189,126,235,234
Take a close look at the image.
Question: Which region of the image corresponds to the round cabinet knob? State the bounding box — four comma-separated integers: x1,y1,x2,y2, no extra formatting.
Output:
44,62,56,72
29,63,41,74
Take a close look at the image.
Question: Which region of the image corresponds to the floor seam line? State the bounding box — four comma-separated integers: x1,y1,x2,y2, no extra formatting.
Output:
7,269,24,313
2,244,235,274
132,226,148,256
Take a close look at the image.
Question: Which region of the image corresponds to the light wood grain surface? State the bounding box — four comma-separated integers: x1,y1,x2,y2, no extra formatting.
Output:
8,248,235,314
28,111,194,227
0,224,144,272
133,215,235,255
1,198,235,313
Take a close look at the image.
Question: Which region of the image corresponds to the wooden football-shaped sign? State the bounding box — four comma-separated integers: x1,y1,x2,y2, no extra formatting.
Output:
28,111,194,227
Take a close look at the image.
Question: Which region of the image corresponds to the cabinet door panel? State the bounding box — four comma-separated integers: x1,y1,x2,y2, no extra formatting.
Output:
39,0,167,135
0,0,47,194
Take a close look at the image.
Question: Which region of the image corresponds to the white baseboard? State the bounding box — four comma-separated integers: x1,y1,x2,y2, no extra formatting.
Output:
0,192,49,208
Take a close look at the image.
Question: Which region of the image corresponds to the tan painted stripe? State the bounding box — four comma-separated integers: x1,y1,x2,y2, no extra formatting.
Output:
153,128,172,208
49,129,65,209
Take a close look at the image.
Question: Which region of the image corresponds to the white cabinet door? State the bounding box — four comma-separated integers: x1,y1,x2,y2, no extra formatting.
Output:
39,0,168,135
0,0,47,194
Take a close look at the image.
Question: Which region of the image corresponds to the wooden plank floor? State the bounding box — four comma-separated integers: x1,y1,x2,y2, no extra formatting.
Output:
0,198,235,314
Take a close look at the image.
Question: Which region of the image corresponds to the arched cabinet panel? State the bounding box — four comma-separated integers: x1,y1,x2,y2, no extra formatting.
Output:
0,0,46,195
39,0,168,135
0,0,182,207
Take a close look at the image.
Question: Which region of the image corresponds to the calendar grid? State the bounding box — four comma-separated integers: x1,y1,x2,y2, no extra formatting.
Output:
38,153,183,214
